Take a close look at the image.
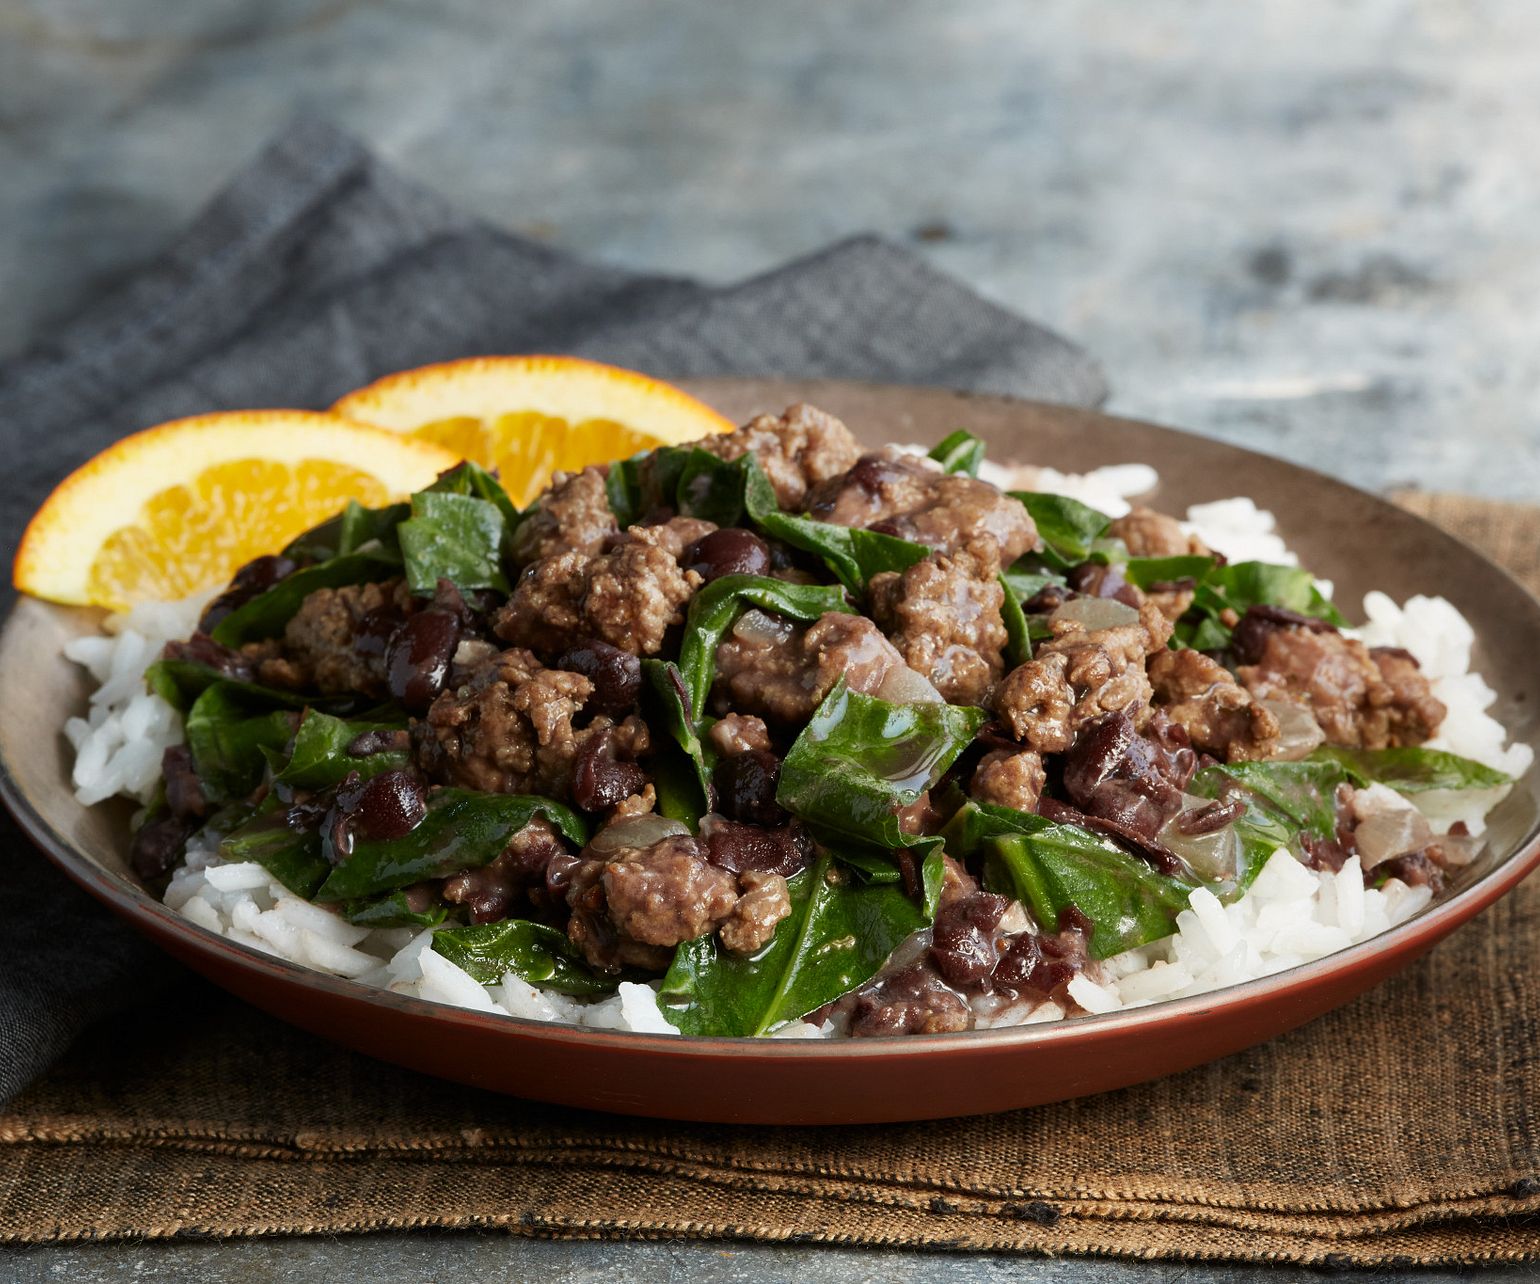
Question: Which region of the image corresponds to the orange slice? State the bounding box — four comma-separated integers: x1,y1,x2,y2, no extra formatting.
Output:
14,411,459,610
333,355,734,506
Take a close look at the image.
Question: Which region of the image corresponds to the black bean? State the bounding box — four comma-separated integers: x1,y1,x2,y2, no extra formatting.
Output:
556,639,642,716
930,892,1009,989
160,745,207,820
197,554,297,632
704,820,812,877
351,769,429,842
130,814,196,882
712,749,784,826
684,527,772,582
386,610,461,713
571,730,647,812
162,633,256,682
347,728,410,757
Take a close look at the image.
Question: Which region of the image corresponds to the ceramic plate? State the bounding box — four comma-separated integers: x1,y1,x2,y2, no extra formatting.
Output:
4,378,1538,1124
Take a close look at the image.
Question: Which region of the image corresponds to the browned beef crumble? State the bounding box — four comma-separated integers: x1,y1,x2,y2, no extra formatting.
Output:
1148,647,1281,762
696,402,862,509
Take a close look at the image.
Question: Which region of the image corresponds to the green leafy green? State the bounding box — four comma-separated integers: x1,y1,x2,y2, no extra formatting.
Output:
1177,561,1347,650
1311,745,1510,793
397,490,509,596
1001,562,1067,603
1011,492,1113,570
425,459,520,532
209,551,399,647
998,572,1033,665
640,658,712,823
219,800,330,899
939,798,1051,859
283,499,408,563
777,683,987,850
273,710,408,790
658,853,932,1036
676,573,854,721
983,826,1197,959
928,430,986,477
343,889,448,929
1121,555,1216,589
314,792,586,902
144,659,319,714
1188,761,1334,888
183,683,299,803
431,920,618,996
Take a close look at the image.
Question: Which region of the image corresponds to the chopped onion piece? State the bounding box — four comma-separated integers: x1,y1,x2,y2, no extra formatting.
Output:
875,664,944,705
732,608,795,646
1260,699,1326,761
588,814,691,854
1051,598,1139,632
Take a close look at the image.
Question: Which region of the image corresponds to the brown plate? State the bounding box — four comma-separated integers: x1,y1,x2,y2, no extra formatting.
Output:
3,378,1538,1124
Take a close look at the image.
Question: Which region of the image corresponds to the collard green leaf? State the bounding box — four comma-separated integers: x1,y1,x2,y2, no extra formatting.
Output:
983,826,1197,959
1010,492,1113,571
184,683,299,803
397,490,509,596
343,889,448,929
1175,561,1346,650
658,853,930,1036
425,459,520,532
219,800,330,899
998,572,1033,665
640,658,712,823
145,659,319,714
431,920,617,996
928,430,986,477
777,683,987,850
1121,555,1216,590
676,573,854,721
209,551,399,646
1188,762,1326,889
1310,745,1510,793
273,710,409,790
1001,560,1067,603
314,791,586,902
939,798,1051,859
283,499,409,563
674,448,750,526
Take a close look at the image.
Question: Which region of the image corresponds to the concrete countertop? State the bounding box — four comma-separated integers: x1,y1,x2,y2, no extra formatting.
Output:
2,0,1537,1278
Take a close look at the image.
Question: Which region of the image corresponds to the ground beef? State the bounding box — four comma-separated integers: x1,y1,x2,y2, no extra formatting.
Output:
495,538,702,658
414,647,646,800
992,602,1170,753
1148,648,1281,762
804,447,1039,564
718,869,793,954
251,579,412,695
713,610,910,723
1236,623,1445,748
440,816,571,922
629,516,719,559
563,834,788,971
1106,506,1210,558
868,541,1006,705
695,403,862,509
708,712,774,757
511,466,617,565
970,749,1047,812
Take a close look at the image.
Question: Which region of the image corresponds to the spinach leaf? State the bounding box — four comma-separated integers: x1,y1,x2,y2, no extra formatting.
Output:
314,792,587,902
1177,561,1346,650
983,826,1197,959
343,889,447,929
397,491,509,596
209,551,400,647
184,683,299,803
777,683,987,850
740,459,930,592
1310,745,1511,793
283,500,409,562
928,430,986,477
1001,560,1067,603
605,445,696,529
425,459,520,532
1011,493,1113,571
431,920,618,996
219,800,330,899
658,852,931,1036
939,798,1051,859
1188,761,1331,889
640,658,712,823
145,659,318,714
1121,555,1216,589
999,572,1033,665
676,573,854,721
273,710,409,790
674,448,751,526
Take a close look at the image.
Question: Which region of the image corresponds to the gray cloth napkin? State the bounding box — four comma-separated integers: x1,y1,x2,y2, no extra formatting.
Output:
0,117,1105,1103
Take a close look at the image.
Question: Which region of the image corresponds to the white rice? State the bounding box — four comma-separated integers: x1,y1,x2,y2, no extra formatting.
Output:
61,465,1531,1037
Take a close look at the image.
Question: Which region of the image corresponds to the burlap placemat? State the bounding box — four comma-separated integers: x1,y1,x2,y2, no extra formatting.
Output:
4,492,1539,1264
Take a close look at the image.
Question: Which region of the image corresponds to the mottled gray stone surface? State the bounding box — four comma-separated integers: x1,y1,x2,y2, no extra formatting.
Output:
2,0,1538,1277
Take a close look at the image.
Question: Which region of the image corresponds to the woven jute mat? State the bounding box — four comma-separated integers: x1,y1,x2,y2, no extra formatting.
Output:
3,491,1538,1265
